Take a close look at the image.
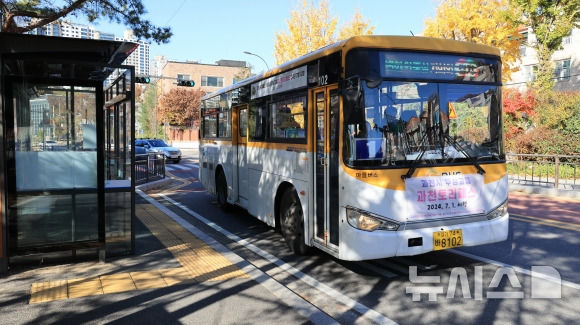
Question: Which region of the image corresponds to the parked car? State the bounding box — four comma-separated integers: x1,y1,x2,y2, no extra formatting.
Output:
135,139,182,163
135,145,148,161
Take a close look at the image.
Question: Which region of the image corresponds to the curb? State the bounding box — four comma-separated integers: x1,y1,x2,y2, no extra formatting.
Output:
509,183,580,200
136,177,173,191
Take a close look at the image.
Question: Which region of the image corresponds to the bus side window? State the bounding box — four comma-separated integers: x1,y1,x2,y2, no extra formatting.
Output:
249,103,266,140
240,108,247,137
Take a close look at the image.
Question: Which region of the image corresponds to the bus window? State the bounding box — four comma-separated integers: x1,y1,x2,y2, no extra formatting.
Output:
269,95,307,141
239,108,247,137
249,103,266,140
218,94,231,138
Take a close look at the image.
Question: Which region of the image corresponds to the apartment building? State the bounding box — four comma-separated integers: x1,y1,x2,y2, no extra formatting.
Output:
116,30,150,77
507,27,579,91
29,21,149,79
157,58,250,95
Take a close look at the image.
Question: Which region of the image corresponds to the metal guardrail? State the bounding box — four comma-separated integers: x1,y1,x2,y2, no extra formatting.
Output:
506,153,579,190
135,153,166,185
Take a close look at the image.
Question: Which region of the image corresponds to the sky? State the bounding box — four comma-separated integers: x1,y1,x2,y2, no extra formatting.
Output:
79,0,438,74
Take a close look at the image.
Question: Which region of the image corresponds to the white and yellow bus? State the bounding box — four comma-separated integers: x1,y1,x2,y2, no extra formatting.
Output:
199,36,508,261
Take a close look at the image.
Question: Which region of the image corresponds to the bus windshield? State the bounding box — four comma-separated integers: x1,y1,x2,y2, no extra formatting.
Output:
343,80,503,168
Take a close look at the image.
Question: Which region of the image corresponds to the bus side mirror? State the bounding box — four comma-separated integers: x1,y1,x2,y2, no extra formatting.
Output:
342,76,366,125
342,76,360,102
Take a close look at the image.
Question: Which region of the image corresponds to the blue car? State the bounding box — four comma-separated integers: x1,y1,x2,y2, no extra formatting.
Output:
135,145,148,161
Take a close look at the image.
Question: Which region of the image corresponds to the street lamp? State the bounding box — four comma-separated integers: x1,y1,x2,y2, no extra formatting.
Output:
243,51,270,71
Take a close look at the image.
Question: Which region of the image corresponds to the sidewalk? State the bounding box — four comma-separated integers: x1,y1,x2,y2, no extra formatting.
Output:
508,181,580,200
0,191,316,324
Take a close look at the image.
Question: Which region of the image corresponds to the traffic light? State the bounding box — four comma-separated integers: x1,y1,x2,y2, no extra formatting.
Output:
178,80,195,87
136,76,150,83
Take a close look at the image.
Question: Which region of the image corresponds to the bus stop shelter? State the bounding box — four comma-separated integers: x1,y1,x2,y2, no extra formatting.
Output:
0,33,138,273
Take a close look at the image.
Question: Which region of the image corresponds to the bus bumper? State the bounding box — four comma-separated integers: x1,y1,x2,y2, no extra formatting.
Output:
339,213,509,261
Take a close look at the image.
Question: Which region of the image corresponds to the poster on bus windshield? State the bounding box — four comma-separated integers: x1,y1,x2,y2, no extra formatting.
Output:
404,174,485,220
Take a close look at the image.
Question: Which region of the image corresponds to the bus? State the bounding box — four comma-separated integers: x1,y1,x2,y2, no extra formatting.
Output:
199,35,508,261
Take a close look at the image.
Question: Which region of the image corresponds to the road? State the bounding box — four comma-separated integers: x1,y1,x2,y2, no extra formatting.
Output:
159,155,580,325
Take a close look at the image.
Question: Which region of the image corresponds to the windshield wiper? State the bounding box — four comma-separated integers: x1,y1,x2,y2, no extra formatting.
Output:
401,128,431,180
445,135,486,175
401,128,486,180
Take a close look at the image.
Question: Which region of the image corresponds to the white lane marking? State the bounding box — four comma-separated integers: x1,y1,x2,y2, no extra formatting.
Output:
136,190,337,325
166,164,189,171
159,193,398,325
452,249,580,290
166,163,199,171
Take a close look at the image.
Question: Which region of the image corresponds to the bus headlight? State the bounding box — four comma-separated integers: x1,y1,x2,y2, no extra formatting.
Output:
346,207,400,232
487,201,508,220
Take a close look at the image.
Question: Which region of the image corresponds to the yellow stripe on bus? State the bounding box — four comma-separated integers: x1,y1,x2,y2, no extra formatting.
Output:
342,163,507,191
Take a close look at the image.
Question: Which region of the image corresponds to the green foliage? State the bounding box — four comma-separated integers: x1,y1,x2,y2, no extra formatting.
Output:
1,0,172,44
511,0,580,90
137,85,162,138
507,160,579,181
534,91,580,134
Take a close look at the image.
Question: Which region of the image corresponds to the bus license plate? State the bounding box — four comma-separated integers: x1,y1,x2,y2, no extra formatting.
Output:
433,229,463,251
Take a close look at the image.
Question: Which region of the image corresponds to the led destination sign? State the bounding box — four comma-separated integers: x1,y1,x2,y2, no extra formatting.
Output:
381,52,499,83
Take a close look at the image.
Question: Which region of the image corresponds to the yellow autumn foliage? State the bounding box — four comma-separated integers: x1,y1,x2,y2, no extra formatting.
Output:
423,0,522,82
274,1,374,65
338,8,375,41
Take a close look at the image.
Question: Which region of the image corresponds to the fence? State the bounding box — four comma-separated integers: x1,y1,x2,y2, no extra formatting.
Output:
135,153,166,185
168,126,199,142
506,153,579,190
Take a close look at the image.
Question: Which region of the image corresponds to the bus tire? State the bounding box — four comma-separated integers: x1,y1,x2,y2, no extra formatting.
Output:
280,189,310,255
216,170,230,210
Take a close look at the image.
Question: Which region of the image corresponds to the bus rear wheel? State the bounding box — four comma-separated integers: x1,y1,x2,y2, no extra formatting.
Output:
216,170,230,210
280,189,309,255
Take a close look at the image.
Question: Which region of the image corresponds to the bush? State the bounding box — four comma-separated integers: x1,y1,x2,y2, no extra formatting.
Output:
503,89,580,155
510,126,579,155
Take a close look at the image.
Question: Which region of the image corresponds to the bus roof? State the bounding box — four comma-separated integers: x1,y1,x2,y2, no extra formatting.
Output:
202,35,501,100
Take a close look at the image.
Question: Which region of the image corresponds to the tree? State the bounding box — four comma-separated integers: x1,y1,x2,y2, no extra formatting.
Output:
158,88,204,128
0,0,172,43
423,0,521,81
512,0,580,90
503,87,536,119
274,0,337,65
137,84,160,138
233,66,252,83
274,0,374,65
338,8,374,40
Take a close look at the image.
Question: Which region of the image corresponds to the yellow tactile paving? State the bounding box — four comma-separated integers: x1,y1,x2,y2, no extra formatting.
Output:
68,277,103,298
28,198,248,304
100,273,137,294
30,280,68,304
160,267,193,286
130,270,167,290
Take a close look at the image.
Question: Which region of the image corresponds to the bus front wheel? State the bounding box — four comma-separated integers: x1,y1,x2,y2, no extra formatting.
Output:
280,189,309,255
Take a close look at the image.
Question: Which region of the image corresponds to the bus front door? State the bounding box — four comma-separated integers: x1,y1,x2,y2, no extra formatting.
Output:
313,86,339,249
236,105,249,208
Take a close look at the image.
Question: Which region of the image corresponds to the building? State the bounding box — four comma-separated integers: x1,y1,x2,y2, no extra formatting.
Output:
116,30,150,77
151,55,168,78
507,27,579,91
29,21,149,79
157,59,250,95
